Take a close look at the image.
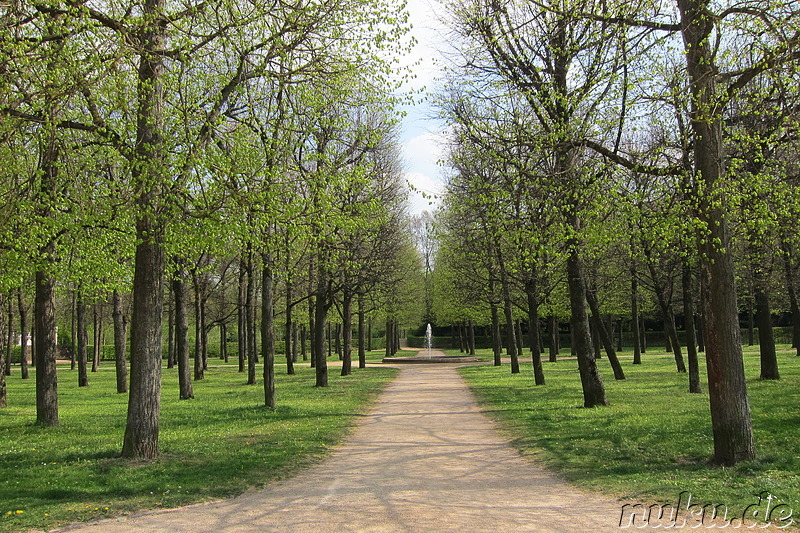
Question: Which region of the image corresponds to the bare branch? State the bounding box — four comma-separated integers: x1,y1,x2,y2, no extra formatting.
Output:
577,139,684,177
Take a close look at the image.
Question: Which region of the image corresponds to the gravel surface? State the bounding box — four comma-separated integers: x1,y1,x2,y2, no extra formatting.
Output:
55,353,628,532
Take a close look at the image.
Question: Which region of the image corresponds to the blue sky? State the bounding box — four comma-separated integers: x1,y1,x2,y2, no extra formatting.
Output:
395,0,449,215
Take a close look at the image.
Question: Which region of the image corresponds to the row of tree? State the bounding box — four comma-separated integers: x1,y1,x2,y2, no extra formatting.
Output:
429,0,800,466
0,0,423,459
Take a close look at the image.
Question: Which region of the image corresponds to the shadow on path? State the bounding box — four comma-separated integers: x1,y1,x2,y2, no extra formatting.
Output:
56,365,626,532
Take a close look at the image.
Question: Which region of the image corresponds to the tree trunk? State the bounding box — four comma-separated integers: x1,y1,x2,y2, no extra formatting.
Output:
548,315,558,362
778,233,800,355
122,217,164,459
173,271,193,400
682,265,701,393
640,315,647,353
77,291,89,387
570,323,576,356
496,252,519,373
2,296,11,399
193,277,204,381
284,281,295,375
119,0,170,458
237,261,246,372
648,265,686,372
556,320,561,351
515,319,524,355
679,0,755,464
586,289,625,380
200,303,208,371
313,266,329,387
69,291,75,371
30,320,35,368
341,290,353,376
491,305,502,365
753,257,778,380
696,311,705,353
591,316,601,359
246,253,257,385
335,322,342,360
631,270,641,364
747,305,755,347
393,320,399,355
0,299,7,407
662,305,685,372
664,318,672,353
92,305,101,372
262,253,276,407
112,290,128,394
218,323,227,362
17,290,29,379
503,306,518,373
385,318,392,359
34,264,59,425
327,321,333,359
309,293,315,368
367,316,372,352
565,224,607,408
468,318,476,356
357,293,366,369
301,324,307,362
526,281,544,385
292,322,299,363
540,324,545,354
167,295,175,369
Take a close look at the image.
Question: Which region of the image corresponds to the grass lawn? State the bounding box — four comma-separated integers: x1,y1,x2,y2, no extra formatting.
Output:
0,361,397,532
379,349,425,360
457,345,800,525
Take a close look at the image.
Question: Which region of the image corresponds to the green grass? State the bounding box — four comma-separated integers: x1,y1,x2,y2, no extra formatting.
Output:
457,345,800,524
379,349,422,360
0,362,397,532
264,348,390,364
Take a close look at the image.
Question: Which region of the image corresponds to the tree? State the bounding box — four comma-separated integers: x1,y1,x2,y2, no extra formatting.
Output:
0,294,7,408
439,0,639,403
727,71,800,381
565,0,800,463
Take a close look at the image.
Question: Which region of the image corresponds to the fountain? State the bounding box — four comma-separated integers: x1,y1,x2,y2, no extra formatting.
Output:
381,323,478,363
425,323,433,356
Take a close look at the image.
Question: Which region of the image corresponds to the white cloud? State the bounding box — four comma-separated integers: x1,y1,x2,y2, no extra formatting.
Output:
402,128,451,215
405,129,446,175
405,171,444,215
392,0,453,216
395,0,449,94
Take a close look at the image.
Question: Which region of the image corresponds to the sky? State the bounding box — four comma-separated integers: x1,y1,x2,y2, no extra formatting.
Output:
395,0,451,216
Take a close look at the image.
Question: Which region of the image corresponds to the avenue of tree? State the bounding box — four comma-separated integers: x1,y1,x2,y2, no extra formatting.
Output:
2,0,800,473
430,0,800,466
0,0,424,459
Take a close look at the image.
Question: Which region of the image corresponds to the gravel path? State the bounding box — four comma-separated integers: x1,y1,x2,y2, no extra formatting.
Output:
56,355,626,532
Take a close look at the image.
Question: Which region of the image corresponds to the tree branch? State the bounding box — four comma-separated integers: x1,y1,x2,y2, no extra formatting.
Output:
527,0,680,32
724,31,800,98
576,139,684,176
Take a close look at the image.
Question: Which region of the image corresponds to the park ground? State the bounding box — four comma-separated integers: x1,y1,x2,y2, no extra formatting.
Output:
0,345,798,531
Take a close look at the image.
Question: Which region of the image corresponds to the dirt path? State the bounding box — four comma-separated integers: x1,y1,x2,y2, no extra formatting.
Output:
57,355,625,532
